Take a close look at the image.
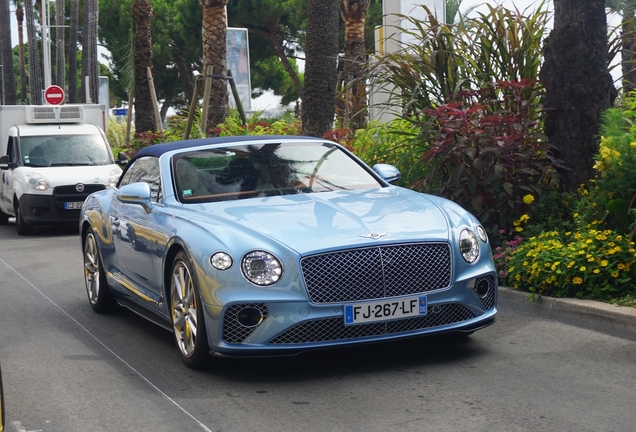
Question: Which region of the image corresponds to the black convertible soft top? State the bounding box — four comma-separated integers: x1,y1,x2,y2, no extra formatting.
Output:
131,135,324,161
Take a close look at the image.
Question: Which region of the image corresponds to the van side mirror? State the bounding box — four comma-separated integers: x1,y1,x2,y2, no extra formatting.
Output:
0,155,15,170
117,152,128,166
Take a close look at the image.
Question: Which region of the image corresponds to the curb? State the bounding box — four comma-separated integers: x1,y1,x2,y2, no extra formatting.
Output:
498,286,636,336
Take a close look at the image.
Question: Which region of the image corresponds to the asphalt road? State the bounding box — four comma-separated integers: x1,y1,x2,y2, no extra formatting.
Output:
0,223,635,432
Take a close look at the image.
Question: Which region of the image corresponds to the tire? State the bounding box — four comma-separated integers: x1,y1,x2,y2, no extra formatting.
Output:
170,250,210,369
15,204,32,235
0,208,9,225
83,228,114,313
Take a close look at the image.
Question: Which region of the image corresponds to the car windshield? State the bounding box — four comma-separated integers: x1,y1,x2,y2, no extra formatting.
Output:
20,134,113,167
172,142,383,203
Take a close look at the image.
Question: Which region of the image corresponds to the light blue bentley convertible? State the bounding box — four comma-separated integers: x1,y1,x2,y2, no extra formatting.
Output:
80,136,497,368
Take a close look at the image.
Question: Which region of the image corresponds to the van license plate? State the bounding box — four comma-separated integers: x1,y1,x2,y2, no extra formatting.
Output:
64,202,84,210
344,295,427,325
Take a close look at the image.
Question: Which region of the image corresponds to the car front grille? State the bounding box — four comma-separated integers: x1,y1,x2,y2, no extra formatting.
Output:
53,184,105,208
268,303,475,344
300,243,452,304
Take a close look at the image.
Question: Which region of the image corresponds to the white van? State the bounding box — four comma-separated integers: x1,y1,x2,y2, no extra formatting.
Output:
0,105,124,235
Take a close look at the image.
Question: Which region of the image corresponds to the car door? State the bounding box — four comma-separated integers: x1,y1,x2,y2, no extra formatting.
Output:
0,136,18,215
110,156,168,305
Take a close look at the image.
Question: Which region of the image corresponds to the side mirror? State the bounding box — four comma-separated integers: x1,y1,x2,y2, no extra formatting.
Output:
117,182,152,213
0,155,8,170
117,152,128,166
373,163,401,183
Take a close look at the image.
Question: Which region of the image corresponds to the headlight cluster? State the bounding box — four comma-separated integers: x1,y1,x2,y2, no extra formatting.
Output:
241,251,283,286
24,171,50,191
459,229,480,263
209,249,283,286
109,168,123,188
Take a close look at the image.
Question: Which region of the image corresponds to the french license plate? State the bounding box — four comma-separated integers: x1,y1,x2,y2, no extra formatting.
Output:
64,202,84,210
344,295,427,325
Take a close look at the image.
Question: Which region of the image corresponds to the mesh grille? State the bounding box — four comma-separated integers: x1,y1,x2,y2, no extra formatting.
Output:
222,303,269,344
268,303,475,344
301,243,452,303
476,274,496,310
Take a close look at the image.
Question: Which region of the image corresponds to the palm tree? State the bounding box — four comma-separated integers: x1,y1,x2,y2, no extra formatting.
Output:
0,0,17,104
200,0,229,132
302,0,339,137
14,0,27,103
55,0,64,89
81,0,99,103
338,0,370,131
25,0,42,104
132,0,156,132
68,0,78,102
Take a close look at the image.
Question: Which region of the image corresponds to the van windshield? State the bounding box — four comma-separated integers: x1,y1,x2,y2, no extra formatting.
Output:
20,134,113,167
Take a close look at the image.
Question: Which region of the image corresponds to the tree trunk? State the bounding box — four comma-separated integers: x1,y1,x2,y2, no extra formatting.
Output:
81,0,98,103
26,0,43,104
55,0,65,89
69,0,78,103
0,0,17,104
339,0,370,131
301,0,339,137
262,21,304,96
540,0,616,192
200,0,229,133
132,0,156,133
16,4,27,103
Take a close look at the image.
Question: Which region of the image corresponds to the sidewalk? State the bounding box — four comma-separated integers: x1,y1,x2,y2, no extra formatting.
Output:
498,286,636,337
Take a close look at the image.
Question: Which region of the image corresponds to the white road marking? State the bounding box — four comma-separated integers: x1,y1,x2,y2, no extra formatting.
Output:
0,258,213,432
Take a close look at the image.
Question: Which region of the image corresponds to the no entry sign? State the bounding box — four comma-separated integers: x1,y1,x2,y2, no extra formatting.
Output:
44,85,65,105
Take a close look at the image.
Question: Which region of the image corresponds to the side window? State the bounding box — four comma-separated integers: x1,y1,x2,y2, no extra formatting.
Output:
118,157,162,202
6,137,16,162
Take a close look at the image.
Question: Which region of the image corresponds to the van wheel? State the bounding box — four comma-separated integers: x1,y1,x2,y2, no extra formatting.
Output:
15,204,32,235
0,208,8,225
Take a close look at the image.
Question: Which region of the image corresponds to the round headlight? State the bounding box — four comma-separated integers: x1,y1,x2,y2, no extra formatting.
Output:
109,168,123,188
241,251,283,286
476,225,488,243
24,171,50,191
459,229,479,263
210,251,233,270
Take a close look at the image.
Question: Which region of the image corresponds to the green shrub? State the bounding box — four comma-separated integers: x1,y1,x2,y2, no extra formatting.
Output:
414,80,560,238
506,228,636,300
106,116,134,150
343,119,427,187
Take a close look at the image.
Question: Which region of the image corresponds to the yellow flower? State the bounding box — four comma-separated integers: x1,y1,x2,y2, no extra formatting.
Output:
611,272,619,278
593,269,600,274
617,263,626,270
515,227,523,232
601,260,608,267
580,266,586,272
522,194,535,205
573,277,583,285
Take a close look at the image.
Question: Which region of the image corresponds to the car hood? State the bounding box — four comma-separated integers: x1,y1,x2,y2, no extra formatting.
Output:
186,187,452,255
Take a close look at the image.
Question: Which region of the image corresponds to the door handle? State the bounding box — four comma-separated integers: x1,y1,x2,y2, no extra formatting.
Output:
111,217,120,227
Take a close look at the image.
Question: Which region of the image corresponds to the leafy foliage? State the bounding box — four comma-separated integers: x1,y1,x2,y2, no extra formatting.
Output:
413,80,561,237
367,3,550,118
505,228,636,300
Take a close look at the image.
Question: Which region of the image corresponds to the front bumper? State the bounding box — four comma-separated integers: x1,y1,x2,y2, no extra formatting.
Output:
19,184,105,226
204,274,498,357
